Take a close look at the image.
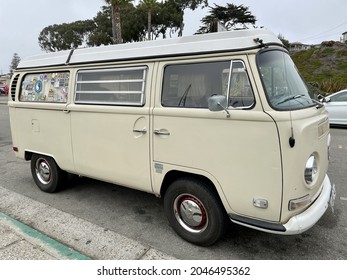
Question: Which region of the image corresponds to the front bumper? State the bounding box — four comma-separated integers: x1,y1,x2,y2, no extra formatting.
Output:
230,175,335,235
282,174,334,234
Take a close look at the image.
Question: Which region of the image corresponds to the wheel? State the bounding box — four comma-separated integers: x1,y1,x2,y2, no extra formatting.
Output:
164,178,227,246
30,154,66,193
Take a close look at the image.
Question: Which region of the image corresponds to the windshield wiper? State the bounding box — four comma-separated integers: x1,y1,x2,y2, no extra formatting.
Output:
276,94,305,105
310,98,324,108
299,95,324,109
276,94,324,108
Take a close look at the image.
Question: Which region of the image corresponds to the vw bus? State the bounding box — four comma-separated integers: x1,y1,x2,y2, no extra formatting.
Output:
8,29,335,245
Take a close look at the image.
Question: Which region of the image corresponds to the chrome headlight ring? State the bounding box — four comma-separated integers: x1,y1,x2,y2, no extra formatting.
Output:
305,154,318,185
327,133,331,161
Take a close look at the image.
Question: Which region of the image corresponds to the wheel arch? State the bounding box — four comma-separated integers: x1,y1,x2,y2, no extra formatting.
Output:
25,150,60,168
160,170,224,206
24,150,33,161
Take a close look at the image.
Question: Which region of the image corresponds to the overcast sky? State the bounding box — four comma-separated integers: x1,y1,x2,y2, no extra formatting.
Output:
1,0,346,74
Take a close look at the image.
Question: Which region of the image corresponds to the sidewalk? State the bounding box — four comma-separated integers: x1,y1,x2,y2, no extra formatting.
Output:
0,186,176,260
0,212,90,260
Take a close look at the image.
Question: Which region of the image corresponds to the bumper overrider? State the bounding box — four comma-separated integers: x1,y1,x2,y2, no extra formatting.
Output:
229,175,335,234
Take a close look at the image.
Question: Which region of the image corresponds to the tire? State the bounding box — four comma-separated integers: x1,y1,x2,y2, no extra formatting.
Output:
30,154,66,193
164,178,227,246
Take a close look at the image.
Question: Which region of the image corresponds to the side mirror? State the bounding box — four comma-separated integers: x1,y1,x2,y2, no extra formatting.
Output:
317,94,330,103
208,95,230,118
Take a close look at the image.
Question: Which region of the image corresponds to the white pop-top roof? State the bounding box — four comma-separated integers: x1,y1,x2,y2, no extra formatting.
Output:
18,29,282,69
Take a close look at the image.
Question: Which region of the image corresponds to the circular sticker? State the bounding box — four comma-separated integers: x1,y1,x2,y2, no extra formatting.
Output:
35,80,43,93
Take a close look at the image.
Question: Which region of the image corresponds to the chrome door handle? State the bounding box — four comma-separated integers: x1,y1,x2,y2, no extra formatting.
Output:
133,128,147,134
154,129,170,136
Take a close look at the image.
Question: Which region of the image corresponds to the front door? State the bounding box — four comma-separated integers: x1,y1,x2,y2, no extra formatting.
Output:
152,58,282,221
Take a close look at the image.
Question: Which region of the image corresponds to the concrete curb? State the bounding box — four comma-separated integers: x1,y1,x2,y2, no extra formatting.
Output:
0,186,176,260
0,212,90,260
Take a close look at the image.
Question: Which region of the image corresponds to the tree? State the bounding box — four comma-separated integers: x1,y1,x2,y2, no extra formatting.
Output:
38,20,95,52
9,53,21,74
88,4,146,45
37,1,185,50
105,0,133,44
121,2,147,42
141,0,159,40
38,4,146,50
167,0,208,37
196,3,257,34
157,0,182,38
136,0,182,40
87,6,113,46
278,34,290,49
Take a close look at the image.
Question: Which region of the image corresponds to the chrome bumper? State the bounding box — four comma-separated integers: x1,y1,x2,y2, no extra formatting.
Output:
230,175,335,235
282,175,334,234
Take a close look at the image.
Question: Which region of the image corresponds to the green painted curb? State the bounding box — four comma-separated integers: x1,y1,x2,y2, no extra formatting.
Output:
0,212,91,260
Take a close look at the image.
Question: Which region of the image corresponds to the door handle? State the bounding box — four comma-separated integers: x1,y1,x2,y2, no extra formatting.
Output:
154,129,170,136
133,128,147,134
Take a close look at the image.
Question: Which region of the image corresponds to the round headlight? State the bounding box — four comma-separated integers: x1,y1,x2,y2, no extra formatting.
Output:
305,155,317,184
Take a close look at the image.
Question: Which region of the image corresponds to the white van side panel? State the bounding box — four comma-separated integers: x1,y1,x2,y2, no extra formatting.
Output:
9,104,74,172
68,105,152,192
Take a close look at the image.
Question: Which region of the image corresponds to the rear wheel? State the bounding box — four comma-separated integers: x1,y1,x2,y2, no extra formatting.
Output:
164,178,227,246
30,154,66,193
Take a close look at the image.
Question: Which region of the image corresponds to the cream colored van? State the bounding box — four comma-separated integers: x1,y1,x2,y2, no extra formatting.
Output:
8,29,335,245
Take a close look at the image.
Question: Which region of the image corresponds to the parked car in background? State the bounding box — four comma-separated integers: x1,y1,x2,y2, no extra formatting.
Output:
323,89,347,126
0,83,9,95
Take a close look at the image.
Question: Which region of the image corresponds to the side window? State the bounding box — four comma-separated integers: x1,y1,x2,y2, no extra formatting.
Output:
330,91,347,102
75,67,147,106
162,60,254,108
20,72,69,103
228,61,255,108
162,61,229,108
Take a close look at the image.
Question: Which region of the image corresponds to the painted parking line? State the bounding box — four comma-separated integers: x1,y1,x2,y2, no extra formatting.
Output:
0,212,91,260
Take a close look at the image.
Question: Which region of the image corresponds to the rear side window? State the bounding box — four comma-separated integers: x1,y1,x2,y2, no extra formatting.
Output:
75,67,147,106
162,60,254,108
20,72,69,103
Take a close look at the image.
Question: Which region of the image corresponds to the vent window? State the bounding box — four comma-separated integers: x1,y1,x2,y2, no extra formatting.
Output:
10,74,20,101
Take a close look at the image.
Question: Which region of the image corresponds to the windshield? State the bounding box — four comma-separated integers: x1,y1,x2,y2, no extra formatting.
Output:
257,50,315,110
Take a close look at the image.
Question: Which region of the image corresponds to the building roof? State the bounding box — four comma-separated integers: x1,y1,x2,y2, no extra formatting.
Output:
17,29,282,69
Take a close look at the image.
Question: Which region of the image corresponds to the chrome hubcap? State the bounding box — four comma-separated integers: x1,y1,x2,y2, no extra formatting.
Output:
35,159,51,185
180,200,203,226
174,194,208,233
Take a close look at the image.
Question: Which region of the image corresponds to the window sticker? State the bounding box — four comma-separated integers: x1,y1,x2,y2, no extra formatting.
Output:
20,72,69,103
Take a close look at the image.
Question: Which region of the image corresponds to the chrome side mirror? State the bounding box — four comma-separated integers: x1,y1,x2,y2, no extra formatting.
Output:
208,95,230,118
317,94,330,103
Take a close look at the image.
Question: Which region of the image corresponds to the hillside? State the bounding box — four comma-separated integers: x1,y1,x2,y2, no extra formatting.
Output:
291,41,347,94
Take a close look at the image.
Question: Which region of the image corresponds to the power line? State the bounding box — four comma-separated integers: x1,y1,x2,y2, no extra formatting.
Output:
298,20,347,42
